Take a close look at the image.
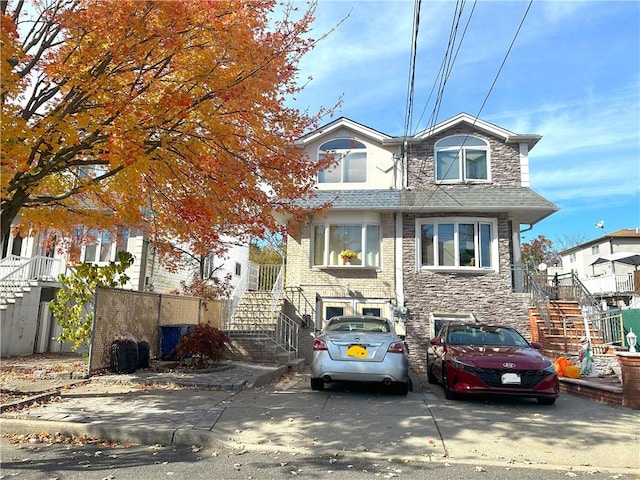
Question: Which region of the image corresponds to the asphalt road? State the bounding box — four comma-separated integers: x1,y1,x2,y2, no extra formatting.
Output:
0,437,636,480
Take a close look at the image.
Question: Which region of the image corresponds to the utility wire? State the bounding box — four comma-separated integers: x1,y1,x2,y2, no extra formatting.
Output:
403,0,422,140
408,0,472,210
411,0,534,211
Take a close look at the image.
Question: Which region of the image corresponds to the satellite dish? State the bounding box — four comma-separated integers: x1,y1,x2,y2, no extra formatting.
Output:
538,262,548,272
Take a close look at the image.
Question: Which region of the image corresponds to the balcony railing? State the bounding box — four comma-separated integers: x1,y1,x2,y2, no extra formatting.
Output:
582,273,635,295
0,255,63,299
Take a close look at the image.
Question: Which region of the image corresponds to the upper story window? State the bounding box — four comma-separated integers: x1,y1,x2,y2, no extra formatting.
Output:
318,138,367,184
75,226,130,264
591,245,600,255
313,223,380,267
569,253,576,263
417,217,498,271
435,135,489,183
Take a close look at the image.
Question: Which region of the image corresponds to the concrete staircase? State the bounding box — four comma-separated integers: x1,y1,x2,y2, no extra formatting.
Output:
225,291,295,364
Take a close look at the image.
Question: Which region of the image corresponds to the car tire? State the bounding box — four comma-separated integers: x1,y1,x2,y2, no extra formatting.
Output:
537,397,556,405
426,357,438,385
442,366,457,400
395,381,409,396
310,378,324,391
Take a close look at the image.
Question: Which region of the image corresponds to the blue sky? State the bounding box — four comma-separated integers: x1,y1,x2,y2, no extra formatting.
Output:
291,0,640,248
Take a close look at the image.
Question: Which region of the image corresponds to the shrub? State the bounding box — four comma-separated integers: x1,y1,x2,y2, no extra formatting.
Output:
175,324,229,369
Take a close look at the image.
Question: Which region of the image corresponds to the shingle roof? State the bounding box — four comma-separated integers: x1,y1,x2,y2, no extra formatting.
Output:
295,189,400,210
295,187,558,225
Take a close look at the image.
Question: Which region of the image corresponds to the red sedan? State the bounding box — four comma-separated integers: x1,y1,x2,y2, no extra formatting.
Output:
426,323,559,405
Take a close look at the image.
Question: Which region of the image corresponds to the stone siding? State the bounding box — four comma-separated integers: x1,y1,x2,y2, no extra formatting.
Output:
402,212,531,373
407,127,522,188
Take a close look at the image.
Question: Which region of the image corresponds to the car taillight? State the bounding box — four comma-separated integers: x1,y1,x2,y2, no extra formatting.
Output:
313,339,328,351
387,341,404,354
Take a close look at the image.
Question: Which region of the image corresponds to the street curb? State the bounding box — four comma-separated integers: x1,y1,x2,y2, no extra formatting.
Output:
245,365,288,388
0,418,176,446
0,391,60,413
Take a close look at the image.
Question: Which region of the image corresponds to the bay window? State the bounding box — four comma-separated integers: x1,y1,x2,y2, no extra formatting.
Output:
418,217,497,270
313,223,380,267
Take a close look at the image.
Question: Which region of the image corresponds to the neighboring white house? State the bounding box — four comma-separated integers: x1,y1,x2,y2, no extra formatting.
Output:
558,228,640,308
0,220,250,357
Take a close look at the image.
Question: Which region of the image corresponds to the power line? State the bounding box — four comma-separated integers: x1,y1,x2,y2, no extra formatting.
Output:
403,0,422,140
410,0,534,211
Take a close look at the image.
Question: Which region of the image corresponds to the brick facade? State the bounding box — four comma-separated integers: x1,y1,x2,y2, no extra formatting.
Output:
285,213,397,363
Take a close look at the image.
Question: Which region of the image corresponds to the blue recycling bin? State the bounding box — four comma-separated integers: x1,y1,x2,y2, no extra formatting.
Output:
160,325,194,360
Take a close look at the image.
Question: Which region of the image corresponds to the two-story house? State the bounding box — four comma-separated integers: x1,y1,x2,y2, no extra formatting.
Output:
558,228,640,308
283,113,558,371
0,223,249,357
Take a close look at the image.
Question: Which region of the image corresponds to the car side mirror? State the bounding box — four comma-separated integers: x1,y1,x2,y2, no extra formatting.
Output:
429,337,441,345
530,341,542,349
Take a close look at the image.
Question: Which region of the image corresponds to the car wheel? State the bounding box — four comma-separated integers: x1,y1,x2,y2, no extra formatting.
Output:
442,366,457,400
310,378,324,391
426,357,438,385
395,381,409,396
537,397,556,405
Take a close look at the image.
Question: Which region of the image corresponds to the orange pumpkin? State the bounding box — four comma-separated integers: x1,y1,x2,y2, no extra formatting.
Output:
564,364,580,379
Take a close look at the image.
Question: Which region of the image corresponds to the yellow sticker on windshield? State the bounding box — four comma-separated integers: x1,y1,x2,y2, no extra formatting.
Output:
346,345,367,358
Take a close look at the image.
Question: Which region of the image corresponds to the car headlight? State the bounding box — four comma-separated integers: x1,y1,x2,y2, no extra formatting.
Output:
451,358,475,371
542,364,557,375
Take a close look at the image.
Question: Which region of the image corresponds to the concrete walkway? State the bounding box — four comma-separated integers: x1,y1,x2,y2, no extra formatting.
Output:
1,362,639,476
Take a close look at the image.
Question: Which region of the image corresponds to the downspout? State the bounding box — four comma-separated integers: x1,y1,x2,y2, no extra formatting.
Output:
395,212,404,307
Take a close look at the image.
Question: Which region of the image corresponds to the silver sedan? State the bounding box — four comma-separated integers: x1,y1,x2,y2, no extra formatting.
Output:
310,315,410,395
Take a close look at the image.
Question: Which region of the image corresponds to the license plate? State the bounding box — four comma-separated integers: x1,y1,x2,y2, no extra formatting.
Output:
346,345,367,358
501,373,521,385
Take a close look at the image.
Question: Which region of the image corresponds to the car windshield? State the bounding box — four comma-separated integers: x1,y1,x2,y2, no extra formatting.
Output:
326,318,390,333
447,326,529,347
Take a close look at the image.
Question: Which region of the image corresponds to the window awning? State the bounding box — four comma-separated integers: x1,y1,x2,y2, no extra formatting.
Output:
590,252,640,267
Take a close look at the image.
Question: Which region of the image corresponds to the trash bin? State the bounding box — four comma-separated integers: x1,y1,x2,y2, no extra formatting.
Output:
160,325,194,360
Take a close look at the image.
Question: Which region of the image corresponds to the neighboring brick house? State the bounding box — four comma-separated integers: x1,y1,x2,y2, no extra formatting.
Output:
284,113,558,370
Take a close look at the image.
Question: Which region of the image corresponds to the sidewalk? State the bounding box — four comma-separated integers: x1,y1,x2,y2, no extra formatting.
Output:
1,359,639,475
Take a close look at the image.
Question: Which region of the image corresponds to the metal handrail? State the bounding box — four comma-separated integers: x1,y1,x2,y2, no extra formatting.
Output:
528,274,552,332
270,265,284,316
285,286,316,317
570,271,602,314
275,311,299,361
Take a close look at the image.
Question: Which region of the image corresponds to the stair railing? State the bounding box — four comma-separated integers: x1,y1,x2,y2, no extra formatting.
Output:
570,271,602,314
0,256,63,299
275,311,299,361
269,264,284,317
285,286,316,326
226,264,252,328
528,273,552,332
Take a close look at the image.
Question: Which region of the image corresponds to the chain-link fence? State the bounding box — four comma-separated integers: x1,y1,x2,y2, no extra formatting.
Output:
89,287,227,375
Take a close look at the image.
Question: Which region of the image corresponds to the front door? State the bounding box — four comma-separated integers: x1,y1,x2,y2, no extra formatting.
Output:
318,299,390,330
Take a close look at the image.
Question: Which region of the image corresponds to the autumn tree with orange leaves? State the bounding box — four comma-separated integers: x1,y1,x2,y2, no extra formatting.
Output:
1,0,334,268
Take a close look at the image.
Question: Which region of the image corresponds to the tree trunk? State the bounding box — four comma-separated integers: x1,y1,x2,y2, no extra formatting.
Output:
1,189,27,243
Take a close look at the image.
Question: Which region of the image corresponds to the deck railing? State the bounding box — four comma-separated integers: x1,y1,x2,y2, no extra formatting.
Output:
0,256,63,299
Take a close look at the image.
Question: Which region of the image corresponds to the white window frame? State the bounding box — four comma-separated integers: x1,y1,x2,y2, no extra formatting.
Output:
435,134,490,183
415,216,499,272
312,222,381,268
77,227,130,264
317,138,367,184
